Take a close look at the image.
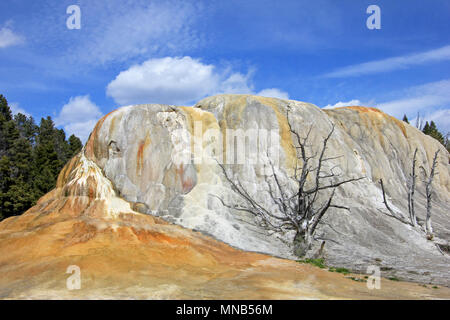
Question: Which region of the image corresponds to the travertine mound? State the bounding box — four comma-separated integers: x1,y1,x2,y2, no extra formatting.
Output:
0,156,448,299
0,94,449,298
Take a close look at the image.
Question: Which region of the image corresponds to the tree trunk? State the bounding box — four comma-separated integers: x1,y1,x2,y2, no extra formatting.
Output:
426,186,433,236
293,231,312,257
408,149,417,227
425,150,439,237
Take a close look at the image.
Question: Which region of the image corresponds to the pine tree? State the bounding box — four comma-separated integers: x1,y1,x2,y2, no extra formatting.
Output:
422,121,445,145
428,121,444,145
0,155,12,218
0,94,83,221
14,113,38,145
402,114,409,124
422,121,430,135
33,117,62,196
0,95,16,157
68,134,82,156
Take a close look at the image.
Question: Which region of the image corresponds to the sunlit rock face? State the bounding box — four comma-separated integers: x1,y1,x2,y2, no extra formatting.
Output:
77,94,450,284
2,94,448,287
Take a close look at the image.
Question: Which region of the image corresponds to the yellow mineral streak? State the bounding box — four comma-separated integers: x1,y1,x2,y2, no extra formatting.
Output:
179,106,221,165
254,96,298,169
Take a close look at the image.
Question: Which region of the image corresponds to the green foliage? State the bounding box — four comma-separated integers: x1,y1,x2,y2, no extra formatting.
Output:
422,121,445,145
0,94,82,221
297,258,326,269
402,114,409,124
328,267,350,274
388,276,400,281
297,259,353,275
68,134,82,156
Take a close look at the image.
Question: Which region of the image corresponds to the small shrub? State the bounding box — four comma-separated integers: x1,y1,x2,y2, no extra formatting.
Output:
329,267,350,275
388,277,400,281
297,258,326,269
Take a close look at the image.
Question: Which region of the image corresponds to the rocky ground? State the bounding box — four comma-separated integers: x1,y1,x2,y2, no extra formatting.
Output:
1,204,449,299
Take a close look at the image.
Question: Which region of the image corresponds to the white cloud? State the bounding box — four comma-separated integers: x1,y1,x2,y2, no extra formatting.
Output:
377,80,450,117
107,57,218,105
9,102,30,116
68,1,200,65
107,56,288,105
323,99,362,109
410,109,450,134
0,27,23,48
322,81,450,133
257,88,289,100
219,71,254,95
56,96,103,143
324,45,450,78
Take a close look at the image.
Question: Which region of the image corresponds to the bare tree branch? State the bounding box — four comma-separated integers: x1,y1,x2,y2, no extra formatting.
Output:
213,105,365,257
425,149,440,237
408,148,418,227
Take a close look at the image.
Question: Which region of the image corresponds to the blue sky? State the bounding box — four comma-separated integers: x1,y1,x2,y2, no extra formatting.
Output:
0,0,449,142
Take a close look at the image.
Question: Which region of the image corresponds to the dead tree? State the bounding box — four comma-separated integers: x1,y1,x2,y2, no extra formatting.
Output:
215,106,364,257
415,112,423,130
380,179,395,217
379,179,410,225
407,148,418,227
425,150,440,237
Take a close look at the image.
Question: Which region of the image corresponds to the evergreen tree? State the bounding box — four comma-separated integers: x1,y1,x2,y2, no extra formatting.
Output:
0,95,12,120
0,94,83,221
422,121,445,145
68,134,82,155
33,117,62,196
0,95,17,157
402,114,409,124
0,155,12,218
422,121,430,135
14,113,38,145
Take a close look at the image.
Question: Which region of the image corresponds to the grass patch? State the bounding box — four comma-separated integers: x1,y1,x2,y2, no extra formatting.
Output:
329,267,350,275
388,277,400,281
296,258,326,269
297,259,356,277
432,286,439,289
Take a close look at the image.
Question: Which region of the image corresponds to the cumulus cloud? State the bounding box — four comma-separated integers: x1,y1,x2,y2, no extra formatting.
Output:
9,102,30,116
324,45,450,78
107,57,218,105
323,99,362,109
257,88,289,100
0,26,23,48
107,56,289,105
219,71,254,95
56,96,103,143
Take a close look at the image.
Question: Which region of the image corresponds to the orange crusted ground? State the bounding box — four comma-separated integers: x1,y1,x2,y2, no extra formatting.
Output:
1,198,449,299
